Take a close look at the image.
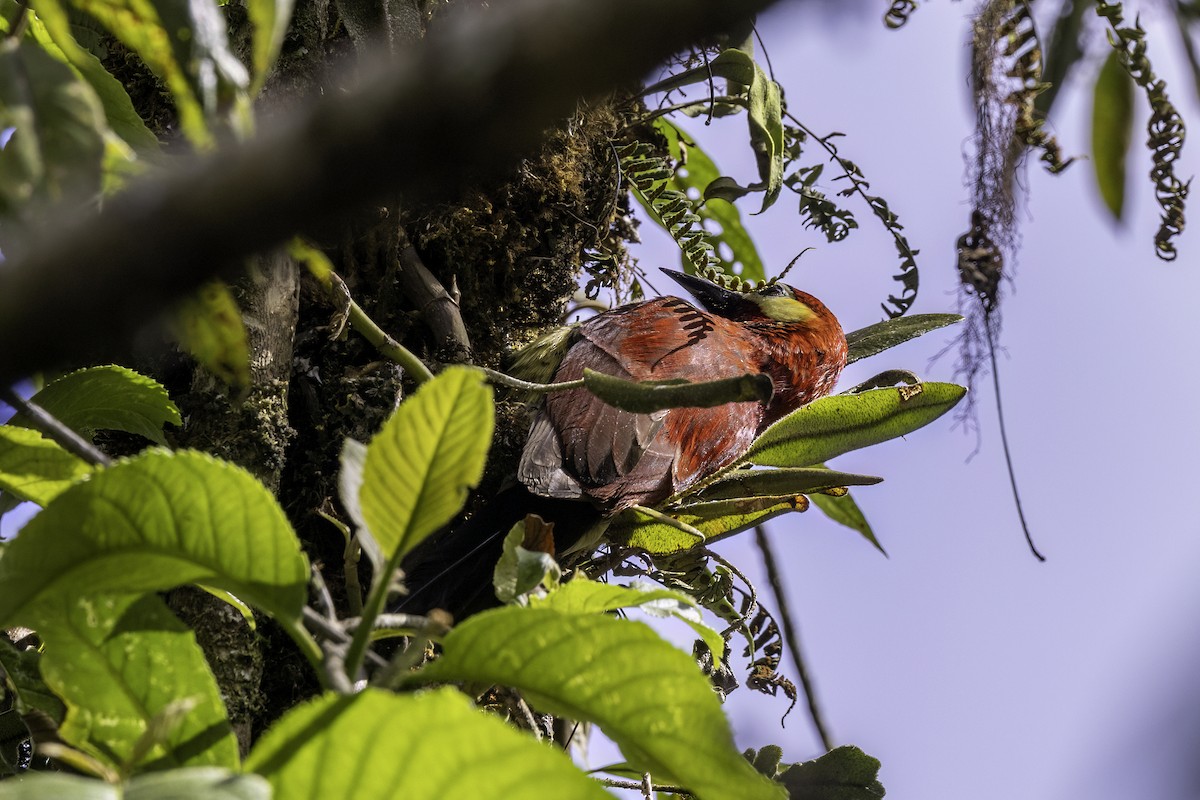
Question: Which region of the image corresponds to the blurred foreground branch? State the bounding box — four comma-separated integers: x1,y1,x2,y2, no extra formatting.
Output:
0,0,785,384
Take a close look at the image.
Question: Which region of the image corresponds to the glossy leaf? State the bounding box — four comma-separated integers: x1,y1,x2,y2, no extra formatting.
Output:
22,0,158,151
417,608,785,800
171,281,251,388
1092,49,1134,220
740,383,966,468
0,449,309,627
246,689,610,800
614,498,803,555
0,38,105,235
36,593,237,773
0,425,94,506
693,466,881,502
360,366,493,560
10,365,180,445
844,313,962,365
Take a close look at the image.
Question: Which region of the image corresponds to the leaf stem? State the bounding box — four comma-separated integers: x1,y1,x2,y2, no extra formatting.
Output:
983,310,1045,561
753,525,833,751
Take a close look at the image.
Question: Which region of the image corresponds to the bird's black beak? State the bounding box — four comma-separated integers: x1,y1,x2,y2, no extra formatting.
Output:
660,268,746,315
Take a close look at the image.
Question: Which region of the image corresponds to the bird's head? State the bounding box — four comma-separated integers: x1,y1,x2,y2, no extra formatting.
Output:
660,268,838,331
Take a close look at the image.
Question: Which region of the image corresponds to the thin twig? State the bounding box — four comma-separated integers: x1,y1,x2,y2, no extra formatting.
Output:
329,272,434,383
983,310,1045,561
476,366,584,394
597,778,693,797
0,386,112,467
310,565,337,620
753,525,833,752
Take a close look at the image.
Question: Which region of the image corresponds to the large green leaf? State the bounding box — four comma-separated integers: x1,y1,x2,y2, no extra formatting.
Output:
692,466,881,501
845,313,962,365
0,768,269,799
0,38,105,240
0,449,309,627
36,593,237,774
21,0,158,151
1092,49,1134,220
740,383,966,468
614,498,801,555
171,281,251,388
359,366,493,561
10,365,180,445
245,689,611,800
416,608,785,800
0,425,94,506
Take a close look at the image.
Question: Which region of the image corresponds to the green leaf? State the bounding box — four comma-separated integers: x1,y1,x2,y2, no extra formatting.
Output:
582,369,772,413
532,575,724,659
741,383,967,468
246,689,611,800
743,56,784,214
493,520,560,604
10,365,180,445
37,0,247,147
0,637,66,723
245,0,293,91
693,467,881,502
1092,49,1134,220
0,38,105,240
359,366,493,561
0,772,116,799
0,768,270,800
777,745,885,799
810,491,883,553
171,281,251,388
613,499,801,555
35,593,237,774
416,608,785,800
21,0,158,151
0,449,309,627
845,313,963,365
658,120,765,282
0,425,94,506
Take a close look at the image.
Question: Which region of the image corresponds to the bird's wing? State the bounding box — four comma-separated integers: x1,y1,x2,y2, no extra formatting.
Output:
521,298,764,509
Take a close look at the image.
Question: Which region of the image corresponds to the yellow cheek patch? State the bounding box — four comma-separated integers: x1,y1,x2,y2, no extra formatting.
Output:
753,295,816,323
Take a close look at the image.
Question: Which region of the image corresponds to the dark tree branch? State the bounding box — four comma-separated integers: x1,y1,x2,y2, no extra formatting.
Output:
0,0,785,384
0,386,112,467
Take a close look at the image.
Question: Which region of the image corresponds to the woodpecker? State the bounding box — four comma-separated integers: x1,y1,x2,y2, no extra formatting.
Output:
401,268,847,617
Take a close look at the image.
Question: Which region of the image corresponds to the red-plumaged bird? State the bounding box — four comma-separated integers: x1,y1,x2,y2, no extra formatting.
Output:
402,268,847,616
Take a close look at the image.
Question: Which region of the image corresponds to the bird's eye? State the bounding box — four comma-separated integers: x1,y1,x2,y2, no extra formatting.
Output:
758,284,790,298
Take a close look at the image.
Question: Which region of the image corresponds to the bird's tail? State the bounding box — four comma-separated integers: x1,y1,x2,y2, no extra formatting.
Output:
397,486,600,620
